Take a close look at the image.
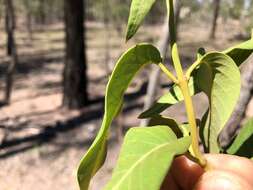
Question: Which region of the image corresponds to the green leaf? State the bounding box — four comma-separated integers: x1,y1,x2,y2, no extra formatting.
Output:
148,115,183,137
223,39,253,66
104,126,191,190
139,77,199,118
126,0,157,41
77,44,162,190
226,118,253,158
197,52,241,153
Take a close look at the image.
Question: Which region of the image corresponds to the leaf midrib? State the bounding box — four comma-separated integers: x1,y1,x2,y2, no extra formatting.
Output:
110,141,174,190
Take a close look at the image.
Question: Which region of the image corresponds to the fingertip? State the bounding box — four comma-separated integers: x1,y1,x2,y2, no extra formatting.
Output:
194,170,252,190
171,156,204,190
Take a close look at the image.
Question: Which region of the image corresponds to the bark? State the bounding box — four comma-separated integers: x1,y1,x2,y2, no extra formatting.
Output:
4,0,15,56
63,0,88,109
220,57,253,148
4,0,18,104
140,0,181,126
210,0,220,39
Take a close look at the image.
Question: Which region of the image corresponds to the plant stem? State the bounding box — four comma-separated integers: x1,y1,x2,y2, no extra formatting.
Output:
179,78,206,166
185,59,200,79
166,0,206,167
159,63,178,84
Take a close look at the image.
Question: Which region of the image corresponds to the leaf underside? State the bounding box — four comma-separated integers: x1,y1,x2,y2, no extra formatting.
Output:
104,126,191,190
198,52,241,153
77,44,162,190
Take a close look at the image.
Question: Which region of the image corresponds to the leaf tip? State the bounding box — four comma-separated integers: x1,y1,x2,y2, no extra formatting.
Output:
125,29,134,42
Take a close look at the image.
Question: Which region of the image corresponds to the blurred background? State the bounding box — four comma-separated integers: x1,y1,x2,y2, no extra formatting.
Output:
0,0,253,189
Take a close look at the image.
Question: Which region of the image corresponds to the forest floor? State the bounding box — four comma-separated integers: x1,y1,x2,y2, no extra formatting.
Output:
0,20,252,190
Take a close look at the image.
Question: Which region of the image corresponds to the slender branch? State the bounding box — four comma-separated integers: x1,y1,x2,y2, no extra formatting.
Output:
166,0,183,79
186,59,200,79
179,79,207,166
159,63,178,84
166,0,207,167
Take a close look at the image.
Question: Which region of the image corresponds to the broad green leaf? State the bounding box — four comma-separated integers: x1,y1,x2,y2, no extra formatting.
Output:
223,39,253,66
226,118,253,158
197,52,241,153
77,44,162,190
139,77,199,118
104,126,191,190
126,0,157,40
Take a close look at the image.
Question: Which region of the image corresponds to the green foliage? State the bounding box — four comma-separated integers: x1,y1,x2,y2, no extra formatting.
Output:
139,77,198,118
197,52,241,153
223,39,253,66
104,126,191,190
77,44,162,190
226,118,253,158
126,0,157,40
77,0,253,190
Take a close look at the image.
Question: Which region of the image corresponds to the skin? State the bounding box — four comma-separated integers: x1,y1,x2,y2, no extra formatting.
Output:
161,154,253,190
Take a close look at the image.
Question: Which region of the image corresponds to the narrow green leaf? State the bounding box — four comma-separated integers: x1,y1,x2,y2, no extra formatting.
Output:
226,118,253,158
197,52,241,153
77,44,162,190
139,77,199,118
126,0,157,40
104,126,191,190
222,39,253,66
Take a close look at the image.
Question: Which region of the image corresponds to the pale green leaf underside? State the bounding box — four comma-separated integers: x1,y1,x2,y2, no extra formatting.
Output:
139,77,198,118
126,0,157,40
104,126,191,190
77,44,162,190
198,52,241,153
227,118,253,158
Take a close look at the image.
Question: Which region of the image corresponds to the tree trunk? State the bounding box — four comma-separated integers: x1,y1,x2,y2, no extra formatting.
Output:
210,0,220,39
38,0,46,25
63,0,88,109
140,0,181,126
4,0,18,104
220,57,253,148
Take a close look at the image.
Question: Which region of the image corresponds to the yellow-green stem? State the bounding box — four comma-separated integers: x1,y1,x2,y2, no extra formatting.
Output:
166,0,206,167
159,63,178,84
179,78,206,166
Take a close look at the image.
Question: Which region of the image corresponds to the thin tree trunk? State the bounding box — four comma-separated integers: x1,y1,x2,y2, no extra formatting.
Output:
210,0,220,39
220,57,253,148
39,0,46,25
4,0,18,104
140,0,181,126
63,0,88,109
